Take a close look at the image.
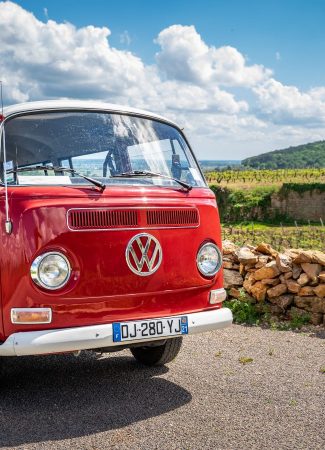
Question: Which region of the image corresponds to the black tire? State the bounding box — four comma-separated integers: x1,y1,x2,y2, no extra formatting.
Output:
130,337,183,366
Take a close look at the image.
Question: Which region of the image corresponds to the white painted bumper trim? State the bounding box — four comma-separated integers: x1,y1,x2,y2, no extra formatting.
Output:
0,308,233,357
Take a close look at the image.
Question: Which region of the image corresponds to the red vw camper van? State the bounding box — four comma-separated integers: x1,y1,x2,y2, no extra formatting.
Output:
0,101,232,367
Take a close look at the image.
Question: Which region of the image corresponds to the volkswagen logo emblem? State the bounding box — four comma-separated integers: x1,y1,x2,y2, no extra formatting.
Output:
126,233,162,276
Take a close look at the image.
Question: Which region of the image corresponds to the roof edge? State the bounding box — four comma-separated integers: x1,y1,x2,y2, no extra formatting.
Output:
3,100,178,127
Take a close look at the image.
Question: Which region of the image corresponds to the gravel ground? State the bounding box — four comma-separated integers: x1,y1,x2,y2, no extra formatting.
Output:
0,324,324,450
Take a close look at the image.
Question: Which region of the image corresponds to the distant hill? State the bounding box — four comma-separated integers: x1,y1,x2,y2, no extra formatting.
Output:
242,141,325,169
199,160,241,171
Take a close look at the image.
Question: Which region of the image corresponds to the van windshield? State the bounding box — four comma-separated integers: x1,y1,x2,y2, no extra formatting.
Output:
2,111,205,188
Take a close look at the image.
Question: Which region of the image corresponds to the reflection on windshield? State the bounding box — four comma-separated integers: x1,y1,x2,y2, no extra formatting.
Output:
2,111,205,188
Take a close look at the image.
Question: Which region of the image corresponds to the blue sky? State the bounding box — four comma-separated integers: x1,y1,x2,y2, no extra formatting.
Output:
14,0,325,90
2,1,325,159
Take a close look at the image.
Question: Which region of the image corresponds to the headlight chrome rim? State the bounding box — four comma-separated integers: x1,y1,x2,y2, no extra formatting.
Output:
197,242,222,277
31,252,71,290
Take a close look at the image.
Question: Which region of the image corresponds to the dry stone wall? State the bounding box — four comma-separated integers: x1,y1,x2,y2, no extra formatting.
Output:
223,240,325,326
271,189,325,221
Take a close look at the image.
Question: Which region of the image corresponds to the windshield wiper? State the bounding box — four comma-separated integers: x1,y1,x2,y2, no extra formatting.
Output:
111,170,192,192
7,165,106,191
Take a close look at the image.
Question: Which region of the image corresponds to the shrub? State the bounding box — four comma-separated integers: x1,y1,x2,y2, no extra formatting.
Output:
224,298,260,325
289,311,311,329
210,185,277,222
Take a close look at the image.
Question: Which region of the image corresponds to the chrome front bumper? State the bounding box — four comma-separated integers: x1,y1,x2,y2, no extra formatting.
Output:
0,308,233,357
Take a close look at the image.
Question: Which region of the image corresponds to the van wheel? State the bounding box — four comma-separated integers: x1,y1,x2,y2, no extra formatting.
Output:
130,337,183,366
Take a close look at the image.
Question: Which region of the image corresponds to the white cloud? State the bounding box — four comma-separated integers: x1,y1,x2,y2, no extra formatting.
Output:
0,1,149,104
157,81,248,114
0,2,247,115
275,51,281,61
254,78,325,126
155,25,272,87
0,1,325,159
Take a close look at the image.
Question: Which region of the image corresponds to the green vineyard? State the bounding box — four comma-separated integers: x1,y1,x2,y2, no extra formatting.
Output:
205,168,325,186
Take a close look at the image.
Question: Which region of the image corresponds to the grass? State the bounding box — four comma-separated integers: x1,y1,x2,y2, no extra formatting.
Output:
223,221,323,230
239,356,254,365
225,295,313,329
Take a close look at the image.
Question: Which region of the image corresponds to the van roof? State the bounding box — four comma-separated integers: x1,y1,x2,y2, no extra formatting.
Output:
3,100,178,127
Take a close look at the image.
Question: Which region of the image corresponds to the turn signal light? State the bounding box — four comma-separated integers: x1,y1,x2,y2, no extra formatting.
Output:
209,288,227,306
11,308,52,324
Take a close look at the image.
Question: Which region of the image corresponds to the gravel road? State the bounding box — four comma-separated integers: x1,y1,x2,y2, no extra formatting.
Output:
0,324,324,450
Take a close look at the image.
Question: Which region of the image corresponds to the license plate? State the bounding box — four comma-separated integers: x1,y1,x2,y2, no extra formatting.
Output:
112,316,188,342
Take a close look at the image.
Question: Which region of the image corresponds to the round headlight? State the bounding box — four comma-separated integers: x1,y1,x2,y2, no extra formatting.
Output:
197,243,222,277
31,252,71,290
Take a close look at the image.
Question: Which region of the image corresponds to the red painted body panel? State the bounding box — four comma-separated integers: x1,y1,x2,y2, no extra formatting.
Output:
0,185,223,341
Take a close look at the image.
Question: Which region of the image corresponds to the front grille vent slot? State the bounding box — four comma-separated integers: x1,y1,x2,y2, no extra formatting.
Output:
146,209,199,226
68,209,138,230
68,208,199,230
